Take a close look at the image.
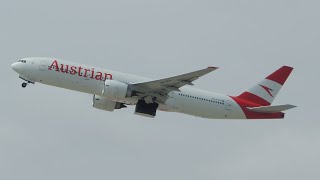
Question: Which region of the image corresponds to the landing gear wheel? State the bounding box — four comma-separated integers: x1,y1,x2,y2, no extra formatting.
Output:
22,82,27,88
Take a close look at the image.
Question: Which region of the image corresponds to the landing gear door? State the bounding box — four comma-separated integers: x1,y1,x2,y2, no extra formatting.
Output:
39,61,47,71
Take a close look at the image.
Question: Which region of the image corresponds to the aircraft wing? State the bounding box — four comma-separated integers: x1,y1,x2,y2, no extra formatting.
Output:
131,67,218,103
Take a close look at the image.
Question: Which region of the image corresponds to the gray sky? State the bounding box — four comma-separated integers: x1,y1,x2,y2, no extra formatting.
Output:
1,0,319,179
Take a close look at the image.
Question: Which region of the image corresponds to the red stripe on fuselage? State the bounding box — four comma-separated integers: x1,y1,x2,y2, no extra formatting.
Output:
230,96,284,119
238,92,271,106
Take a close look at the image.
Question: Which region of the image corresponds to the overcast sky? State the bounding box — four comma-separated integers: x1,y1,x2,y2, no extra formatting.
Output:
1,0,319,179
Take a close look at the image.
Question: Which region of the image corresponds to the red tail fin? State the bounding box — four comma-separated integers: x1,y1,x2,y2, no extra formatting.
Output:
238,66,293,106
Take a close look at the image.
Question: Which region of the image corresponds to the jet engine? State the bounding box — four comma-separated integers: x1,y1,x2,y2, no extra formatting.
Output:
102,80,132,100
93,95,126,112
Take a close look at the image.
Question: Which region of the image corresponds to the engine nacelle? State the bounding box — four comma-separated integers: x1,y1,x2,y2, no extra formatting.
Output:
102,80,131,100
93,95,126,112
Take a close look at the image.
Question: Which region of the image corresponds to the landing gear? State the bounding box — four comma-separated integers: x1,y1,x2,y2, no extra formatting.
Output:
134,100,159,118
18,76,34,88
22,82,28,88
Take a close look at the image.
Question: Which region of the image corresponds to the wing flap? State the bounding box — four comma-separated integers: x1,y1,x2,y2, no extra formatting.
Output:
247,104,297,113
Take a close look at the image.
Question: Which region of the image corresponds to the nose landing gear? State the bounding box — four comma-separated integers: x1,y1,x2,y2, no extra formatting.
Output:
22,82,28,88
21,81,34,88
18,76,34,88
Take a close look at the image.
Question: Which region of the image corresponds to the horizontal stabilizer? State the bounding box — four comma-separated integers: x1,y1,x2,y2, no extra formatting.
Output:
247,104,297,113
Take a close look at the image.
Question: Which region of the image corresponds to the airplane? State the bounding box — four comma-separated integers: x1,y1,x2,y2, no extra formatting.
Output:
11,57,296,119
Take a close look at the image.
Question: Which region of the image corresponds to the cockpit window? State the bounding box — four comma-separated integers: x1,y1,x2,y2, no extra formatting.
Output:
18,60,27,63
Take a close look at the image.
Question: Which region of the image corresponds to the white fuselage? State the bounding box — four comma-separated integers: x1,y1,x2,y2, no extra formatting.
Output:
12,57,246,119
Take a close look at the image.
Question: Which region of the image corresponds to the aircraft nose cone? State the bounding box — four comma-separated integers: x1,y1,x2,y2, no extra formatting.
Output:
11,62,18,71
11,62,23,74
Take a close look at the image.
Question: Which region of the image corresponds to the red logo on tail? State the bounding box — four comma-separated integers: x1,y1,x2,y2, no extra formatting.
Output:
259,85,274,97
